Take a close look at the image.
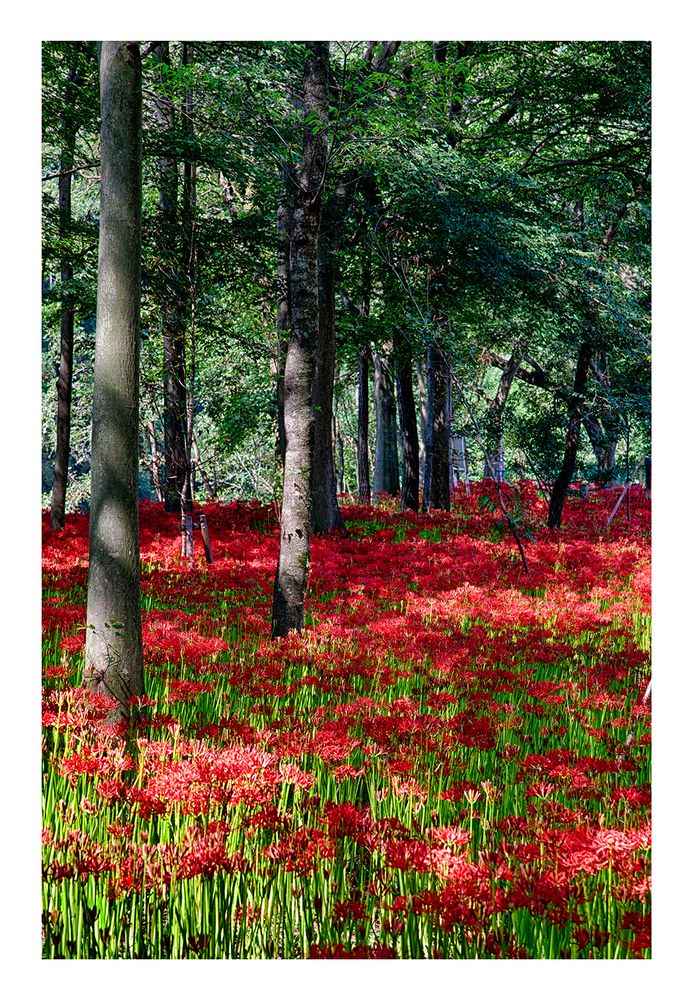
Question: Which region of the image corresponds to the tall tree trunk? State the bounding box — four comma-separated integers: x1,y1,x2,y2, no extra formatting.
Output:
272,41,329,638
393,328,419,511
334,413,345,494
583,413,618,482
311,177,351,535
151,42,188,514
50,59,81,530
373,343,399,497
357,347,371,502
84,41,144,714
180,42,196,520
146,420,164,501
356,245,373,504
548,169,649,528
192,434,217,501
417,360,430,505
582,354,620,483
428,342,450,511
547,340,592,528
274,176,292,476
483,343,524,480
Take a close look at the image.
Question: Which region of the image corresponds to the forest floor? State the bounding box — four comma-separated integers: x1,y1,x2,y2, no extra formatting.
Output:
41,481,651,959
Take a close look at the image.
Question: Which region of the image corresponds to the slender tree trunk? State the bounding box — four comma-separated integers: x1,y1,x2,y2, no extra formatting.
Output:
547,340,592,528
582,355,620,482
357,347,371,502
583,413,618,482
192,435,216,501
84,41,144,713
547,170,649,528
334,413,345,494
272,41,329,638
180,43,196,520
428,342,450,511
146,420,164,501
151,42,188,514
373,343,399,497
393,328,419,511
356,247,373,504
483,343,524,480
311,178,351,535
417,360,430,504
275,178,292,474
50,60,81,530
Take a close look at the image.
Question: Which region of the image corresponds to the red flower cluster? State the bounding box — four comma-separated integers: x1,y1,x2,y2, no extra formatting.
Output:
41,484,651,959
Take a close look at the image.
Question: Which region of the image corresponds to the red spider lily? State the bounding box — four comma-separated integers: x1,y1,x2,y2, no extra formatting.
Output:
384,837,431,872
309,942,397,958
42,485,650,959
265,827,334,875
332,898,368,922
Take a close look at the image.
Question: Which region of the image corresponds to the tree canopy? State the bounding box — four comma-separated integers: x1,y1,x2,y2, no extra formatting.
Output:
41,40,650,514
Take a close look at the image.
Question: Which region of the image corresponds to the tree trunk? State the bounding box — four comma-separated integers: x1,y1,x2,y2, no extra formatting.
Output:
357,347,371,502
334,413,345,494
547,171,649,528
373,343,399,497
192,434,217,501
151,42,188,515
483,343,524,480
272,41,329,638
393,329,419,511
583,413,618,482
311,177,351,535
547,340,592,528
84,41,144,714
146,420,164,501
180,42,196,521
418,360,431,506
582,354,620,483
50,60,81,530
274,178,292,474
428,342,451,511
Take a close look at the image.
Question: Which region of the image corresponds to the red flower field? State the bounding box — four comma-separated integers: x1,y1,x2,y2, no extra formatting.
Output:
41,482,651,958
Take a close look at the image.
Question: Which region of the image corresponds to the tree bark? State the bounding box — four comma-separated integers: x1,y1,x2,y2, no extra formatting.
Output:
373,343,399,497
583,355,620,482
84,41,144,713
483,343,524,480
583,413,618,482
192,434,217,501
151,42,188,514
146,420,164,501
333,411,346,494
50,59,81,530
357,347,371,502
311,177,352,535
427,342,451,511
417,360,430,505
180,42,196,521
274,175,292,473
547,340,592,527
393,328,419,511
547,169,649,528
272,41,329,638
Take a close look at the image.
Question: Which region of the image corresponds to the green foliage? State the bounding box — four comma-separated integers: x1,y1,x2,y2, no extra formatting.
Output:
41,40,650,509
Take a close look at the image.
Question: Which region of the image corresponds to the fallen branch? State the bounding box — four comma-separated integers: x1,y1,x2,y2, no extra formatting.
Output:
607,480,631,525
